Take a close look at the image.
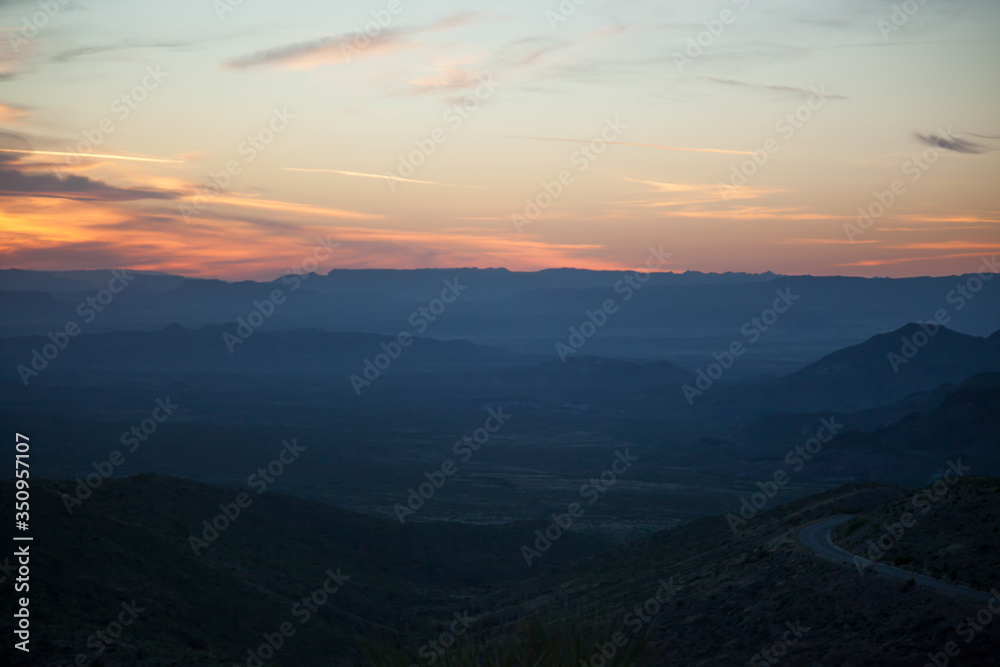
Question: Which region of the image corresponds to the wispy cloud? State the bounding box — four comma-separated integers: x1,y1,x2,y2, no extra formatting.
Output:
498,135,754,156
779,238,878,245
0,154,176,201
706,77,848,100
624,179,709,194
0,102,28,122
282,167,487,189
621,178,783,207
888,241,1000,250
49,40,188,64
837,251,1000,267
914,132,987,154
676,206,847,221
224,13,480,70
895,213,1000,224
203,193,383,220
225,31,404,70
0,148,182,163
616,179,842,222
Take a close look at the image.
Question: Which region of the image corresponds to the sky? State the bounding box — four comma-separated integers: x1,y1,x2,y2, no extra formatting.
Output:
0,0,998,280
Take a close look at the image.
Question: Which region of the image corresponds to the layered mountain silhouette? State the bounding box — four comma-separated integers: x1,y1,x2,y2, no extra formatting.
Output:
2,270,998,372
707,324,1000,417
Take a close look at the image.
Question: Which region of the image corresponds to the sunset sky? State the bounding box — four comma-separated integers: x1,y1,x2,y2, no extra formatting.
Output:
1,0,998,279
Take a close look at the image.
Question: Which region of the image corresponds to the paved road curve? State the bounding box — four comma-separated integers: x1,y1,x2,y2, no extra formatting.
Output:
798,515,996,604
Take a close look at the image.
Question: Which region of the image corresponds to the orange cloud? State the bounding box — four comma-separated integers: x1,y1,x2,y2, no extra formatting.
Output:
205,194,384,221
619,179,784,210
0,103,27,122
836,252,1000,267
887,242,1000,250
779,238,878,245
1,191,623,279
659,206,848,221
894,214,1000,224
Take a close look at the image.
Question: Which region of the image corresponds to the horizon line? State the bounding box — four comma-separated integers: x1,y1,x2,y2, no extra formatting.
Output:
2,266,997,283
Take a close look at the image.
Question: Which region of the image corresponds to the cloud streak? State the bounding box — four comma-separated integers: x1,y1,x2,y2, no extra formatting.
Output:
914,132,987,154
0,155,176,201
49,40,188,64
497,135,754,156
225,31,404,70
706,77,848,100
0,148,183,163
282,167,487,189
224,13,480,70
836,252,1000,267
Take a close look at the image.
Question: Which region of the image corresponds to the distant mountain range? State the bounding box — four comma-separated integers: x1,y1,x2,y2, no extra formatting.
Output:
2,320,998,415
3,269,999,502
2,268,998,379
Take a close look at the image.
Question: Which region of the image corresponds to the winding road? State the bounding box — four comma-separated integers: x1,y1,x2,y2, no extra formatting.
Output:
797,515,995,604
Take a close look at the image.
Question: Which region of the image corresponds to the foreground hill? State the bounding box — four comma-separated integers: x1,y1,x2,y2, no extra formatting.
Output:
833,476,1000,591
3,475,999,665
451,478,999,665
0,476,606,666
